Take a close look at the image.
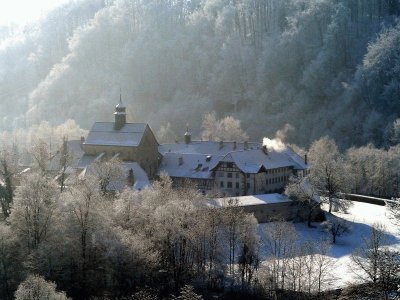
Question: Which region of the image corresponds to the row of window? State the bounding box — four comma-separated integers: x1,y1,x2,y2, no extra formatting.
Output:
266,167,289,175
266,175,289,185
220,181,250,189
218,171,241,178
217,169,290,179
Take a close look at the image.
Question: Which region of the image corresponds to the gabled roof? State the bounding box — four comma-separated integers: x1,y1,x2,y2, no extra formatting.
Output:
84,122,148,147
158,141,308,178
215,147,305,174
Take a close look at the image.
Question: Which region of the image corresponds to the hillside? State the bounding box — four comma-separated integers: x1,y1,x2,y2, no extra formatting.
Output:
0,0,400,148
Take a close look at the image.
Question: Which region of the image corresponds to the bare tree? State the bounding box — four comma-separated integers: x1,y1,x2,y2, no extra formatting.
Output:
351,223,400,299
58,136,72,192
62,175,104,297
352,223,386,283
30,139,59,175
322,218,351,244
263,220,298,290
0,145,18,218
0,223,23,300
313,239,335,293
238,214,260,287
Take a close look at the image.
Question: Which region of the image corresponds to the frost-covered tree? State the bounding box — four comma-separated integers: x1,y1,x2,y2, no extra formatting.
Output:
308,137,351,213
9,172,60,252
14,274,69,300
201,112,248,142
285,175,322,227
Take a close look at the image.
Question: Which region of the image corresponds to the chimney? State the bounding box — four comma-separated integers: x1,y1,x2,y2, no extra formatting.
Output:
304,153,308,165
244,141,248,150
233,141,237,150
114,97,126,130
178,156,183,166
184,126,191,144
262,145,268,155
219,140,224,150
127,168,134,186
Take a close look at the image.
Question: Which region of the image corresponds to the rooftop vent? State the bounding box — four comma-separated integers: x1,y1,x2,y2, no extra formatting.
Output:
244,141,249,150
219,140,224,150
206,155,212,162
178,156,183,166
233,141,237,150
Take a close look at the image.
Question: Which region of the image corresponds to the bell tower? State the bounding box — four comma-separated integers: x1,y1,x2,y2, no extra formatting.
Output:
114,94,126,130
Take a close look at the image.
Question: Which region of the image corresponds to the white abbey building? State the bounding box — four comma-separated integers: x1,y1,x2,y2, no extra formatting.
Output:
64,102,309,197
159,130,308,196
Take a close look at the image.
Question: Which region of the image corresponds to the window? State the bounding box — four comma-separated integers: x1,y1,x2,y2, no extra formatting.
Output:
220,181,224,188
235,173,239,178
217,172,224,177
247,183,250,189
227,182,232,188
246,174,250,178
227,173,232,178
236,182,239,188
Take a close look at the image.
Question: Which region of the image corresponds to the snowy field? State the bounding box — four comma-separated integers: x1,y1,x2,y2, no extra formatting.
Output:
258,201,400,288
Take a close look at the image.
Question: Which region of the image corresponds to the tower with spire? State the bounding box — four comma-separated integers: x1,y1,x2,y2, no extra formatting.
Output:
114,93,126,130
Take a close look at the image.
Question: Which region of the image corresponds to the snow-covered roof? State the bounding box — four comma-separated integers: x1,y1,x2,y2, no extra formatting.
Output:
158,152,218,179
159,141,260,156
158,141,308,177
122,162,150,190
216,147,307,174
210,193,292,207
84,122,148,147
47,140,85,172
78,154,98,169
79,161,149,191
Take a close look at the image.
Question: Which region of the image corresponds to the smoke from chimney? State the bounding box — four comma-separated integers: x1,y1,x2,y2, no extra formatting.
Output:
262,124,294,152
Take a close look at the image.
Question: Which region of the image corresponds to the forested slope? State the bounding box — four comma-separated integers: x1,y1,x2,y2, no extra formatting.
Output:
0,0,399,148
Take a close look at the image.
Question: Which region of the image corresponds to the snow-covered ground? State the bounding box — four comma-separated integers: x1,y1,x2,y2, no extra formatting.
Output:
258,201,400,288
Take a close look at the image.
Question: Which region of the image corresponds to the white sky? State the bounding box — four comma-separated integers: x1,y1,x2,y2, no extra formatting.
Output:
0,0,70,26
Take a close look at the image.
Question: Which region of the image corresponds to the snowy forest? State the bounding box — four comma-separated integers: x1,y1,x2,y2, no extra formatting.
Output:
0,0,400,148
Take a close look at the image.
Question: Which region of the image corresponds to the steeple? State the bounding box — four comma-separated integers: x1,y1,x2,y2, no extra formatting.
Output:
114,92,126,130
